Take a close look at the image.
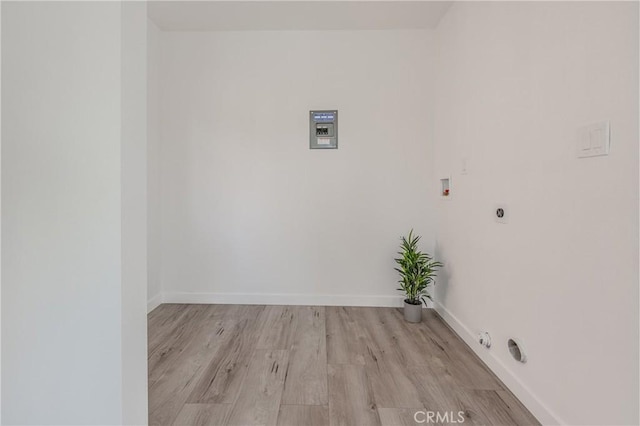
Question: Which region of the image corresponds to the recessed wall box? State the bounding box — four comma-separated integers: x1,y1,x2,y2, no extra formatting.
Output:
310,110,338,149
440,177,451,199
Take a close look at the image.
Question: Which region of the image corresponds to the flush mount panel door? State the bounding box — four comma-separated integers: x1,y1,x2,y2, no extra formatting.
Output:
310,110,338,149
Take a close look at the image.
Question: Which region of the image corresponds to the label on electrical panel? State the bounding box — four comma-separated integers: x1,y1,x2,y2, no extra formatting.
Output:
313,112,335,123
316,138,331,145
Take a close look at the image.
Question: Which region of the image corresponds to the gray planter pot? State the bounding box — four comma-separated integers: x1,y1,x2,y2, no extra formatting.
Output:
403,300,422,323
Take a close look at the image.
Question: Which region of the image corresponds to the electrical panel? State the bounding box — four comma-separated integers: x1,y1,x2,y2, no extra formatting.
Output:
310,110,338,149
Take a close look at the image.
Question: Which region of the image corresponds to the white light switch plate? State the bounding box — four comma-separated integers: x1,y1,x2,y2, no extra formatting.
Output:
577,121,610,158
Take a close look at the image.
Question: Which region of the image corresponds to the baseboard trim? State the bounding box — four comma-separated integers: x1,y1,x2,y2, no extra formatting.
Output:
147,293,163,313
160,291,405,308
434,302,564,425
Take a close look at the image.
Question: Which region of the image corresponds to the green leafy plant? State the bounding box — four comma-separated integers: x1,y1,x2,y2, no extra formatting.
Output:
394,230,443,306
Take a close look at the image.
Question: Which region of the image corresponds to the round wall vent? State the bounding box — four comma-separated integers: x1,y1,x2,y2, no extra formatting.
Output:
507,338,527,363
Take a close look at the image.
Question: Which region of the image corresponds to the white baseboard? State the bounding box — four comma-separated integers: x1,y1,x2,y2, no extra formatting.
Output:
434,302,564,425
160,291,405,308
147,293,163,313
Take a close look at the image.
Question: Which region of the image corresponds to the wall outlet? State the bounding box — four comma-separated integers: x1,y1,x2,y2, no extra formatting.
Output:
494,204,508,224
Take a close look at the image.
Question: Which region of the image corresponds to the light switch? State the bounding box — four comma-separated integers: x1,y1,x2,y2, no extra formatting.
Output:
591,127,605,154
579,128,591,151
577,121,610,158
461,157,469,175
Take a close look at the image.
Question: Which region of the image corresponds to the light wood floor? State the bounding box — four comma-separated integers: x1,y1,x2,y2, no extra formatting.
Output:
148,304,539,426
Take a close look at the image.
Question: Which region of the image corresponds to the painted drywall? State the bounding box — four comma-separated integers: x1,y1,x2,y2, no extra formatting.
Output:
148,1,452,31
156,30,436,306
2,2,148,424
0,3,4,420
433,2,639,424
121,2,148,424
147,19,163,312
1,2,122,423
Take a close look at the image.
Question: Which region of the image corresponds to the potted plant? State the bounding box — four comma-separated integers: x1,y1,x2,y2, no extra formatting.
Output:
394,230,443,323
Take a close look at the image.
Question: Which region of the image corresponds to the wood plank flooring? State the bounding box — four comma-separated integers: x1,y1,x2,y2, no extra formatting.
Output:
148,305,539,426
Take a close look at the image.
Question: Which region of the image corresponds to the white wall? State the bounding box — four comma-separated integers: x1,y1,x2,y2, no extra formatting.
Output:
147,19,163,312
1,2,4,420
433,2,639,424
2,2,148,424
1,2,122,423
121,2,148,424
156,30,436,306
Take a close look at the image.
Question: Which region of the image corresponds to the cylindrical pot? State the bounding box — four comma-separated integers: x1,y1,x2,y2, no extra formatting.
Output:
403,300,422,323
